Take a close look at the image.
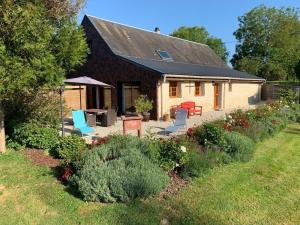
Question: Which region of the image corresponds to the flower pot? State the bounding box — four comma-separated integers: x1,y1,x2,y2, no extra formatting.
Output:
163,114,170,122
142,112,150,122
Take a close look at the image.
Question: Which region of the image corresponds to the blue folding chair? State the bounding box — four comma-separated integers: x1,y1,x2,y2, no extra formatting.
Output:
72,110,95,136
164,109,188,135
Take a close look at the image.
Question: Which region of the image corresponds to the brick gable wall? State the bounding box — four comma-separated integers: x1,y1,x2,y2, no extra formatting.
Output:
69,17,161,119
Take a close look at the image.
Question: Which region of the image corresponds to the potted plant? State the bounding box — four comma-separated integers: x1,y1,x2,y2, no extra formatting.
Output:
134,95,153,122
163,113,170,122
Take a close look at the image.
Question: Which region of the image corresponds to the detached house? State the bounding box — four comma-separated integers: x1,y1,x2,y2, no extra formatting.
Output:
69,15,265,119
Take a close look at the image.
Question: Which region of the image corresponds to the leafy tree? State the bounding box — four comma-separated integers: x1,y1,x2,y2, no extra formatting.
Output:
0,0,88,152
231,5,300,81
170,26,228,62
43,0,87,20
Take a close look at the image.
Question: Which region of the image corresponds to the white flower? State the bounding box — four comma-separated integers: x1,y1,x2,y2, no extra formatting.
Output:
175,163,180,167
180,146,187,153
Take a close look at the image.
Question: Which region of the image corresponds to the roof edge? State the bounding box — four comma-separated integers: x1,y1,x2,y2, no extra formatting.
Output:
164,74,266,82
119,55,265,81
85,14,210,48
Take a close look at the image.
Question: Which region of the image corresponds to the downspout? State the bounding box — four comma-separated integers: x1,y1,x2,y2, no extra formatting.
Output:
161,74,166,120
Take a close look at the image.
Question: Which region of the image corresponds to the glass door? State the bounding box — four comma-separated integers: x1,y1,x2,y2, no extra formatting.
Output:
122,84,140,113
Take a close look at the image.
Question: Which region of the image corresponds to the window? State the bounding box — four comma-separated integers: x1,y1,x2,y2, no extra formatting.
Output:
169,81,179,98
229,83,233,92
156,50,173,61
195,82,201,96
195,82,205,96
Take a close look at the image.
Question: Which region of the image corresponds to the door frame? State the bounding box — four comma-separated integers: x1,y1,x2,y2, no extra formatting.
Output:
214,82,220,110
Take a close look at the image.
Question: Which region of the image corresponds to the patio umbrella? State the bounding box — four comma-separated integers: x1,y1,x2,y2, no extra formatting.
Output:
63,76,113,87
60,76,114,137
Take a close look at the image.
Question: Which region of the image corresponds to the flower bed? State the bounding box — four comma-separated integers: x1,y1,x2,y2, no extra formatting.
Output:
182,100,299,179
60,100,298,202
8,95,299,203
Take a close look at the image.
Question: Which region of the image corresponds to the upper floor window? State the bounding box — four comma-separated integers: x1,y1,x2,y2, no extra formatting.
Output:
169,81,180,98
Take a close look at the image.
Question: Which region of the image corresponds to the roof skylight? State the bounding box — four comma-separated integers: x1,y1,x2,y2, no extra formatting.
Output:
156,50,173,61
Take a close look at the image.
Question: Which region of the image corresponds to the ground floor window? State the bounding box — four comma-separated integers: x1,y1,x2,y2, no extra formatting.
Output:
169,81,180,98
195,81,206,96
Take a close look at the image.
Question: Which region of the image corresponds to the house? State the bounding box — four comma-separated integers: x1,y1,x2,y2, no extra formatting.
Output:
68,15,265,119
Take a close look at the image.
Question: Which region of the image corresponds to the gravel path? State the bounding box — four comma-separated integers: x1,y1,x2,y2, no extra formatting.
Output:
63,105,259,142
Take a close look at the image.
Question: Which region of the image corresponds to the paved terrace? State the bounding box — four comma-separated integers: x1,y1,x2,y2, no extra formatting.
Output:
63,104,260,143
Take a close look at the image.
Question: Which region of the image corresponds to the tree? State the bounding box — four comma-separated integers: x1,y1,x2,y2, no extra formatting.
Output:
170,26,228,62
231,5,300,81
0,0,88,152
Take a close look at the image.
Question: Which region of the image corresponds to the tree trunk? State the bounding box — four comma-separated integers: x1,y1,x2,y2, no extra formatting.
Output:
0,104,6,153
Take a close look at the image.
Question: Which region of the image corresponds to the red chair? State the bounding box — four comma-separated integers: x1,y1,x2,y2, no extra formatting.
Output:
179,101,203,118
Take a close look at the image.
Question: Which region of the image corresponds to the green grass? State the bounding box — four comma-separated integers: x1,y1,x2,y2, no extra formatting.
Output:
1,124,300,225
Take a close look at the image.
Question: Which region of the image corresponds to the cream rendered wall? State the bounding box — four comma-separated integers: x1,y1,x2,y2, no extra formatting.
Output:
158,80,216,119
224,82,261,109
157,79,262,119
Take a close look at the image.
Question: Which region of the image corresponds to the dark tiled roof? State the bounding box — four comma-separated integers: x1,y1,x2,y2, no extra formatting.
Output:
120,56,264,81
86,15,265,81
87,15,227,68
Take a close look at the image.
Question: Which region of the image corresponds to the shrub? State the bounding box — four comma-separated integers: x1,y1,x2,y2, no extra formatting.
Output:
4,90,66,135
224,132,255,162
72,136,169,203
56,135,87,167
279,88,298,107
294,104,300,122
193,123,226,148
12,122,59,150
238,121,269,142
277,106,298,122
142,138,161,165
182,149,231,179
6,138,24,151
158,137,188,171
134,95,153,113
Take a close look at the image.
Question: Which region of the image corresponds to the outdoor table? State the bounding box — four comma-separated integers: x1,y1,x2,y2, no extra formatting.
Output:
85,109,108,115
85,109,108,126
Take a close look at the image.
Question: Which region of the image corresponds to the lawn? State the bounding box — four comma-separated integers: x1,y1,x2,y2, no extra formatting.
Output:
0,123,300,225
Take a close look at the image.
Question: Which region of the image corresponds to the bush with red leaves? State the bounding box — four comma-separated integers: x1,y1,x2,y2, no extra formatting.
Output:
59,167,73,182
90,136,111,148
187,128,194,137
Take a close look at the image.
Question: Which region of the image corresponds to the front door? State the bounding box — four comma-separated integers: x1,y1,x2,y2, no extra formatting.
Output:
214,83,220,110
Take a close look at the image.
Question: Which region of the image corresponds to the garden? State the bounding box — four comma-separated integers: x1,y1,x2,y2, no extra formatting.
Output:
3,89,300,206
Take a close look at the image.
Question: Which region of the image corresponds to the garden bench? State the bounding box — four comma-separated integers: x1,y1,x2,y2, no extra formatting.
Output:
172,101,203,118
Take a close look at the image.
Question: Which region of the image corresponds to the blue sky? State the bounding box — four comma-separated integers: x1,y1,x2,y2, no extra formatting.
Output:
78,0,300,62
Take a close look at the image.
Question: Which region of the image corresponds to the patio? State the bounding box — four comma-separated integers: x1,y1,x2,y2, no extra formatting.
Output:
63,105,259,143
